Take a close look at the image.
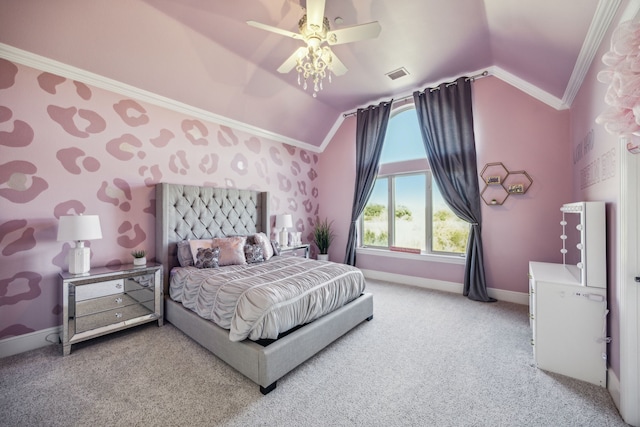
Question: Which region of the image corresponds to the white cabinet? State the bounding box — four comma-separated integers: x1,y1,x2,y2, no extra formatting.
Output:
529,262,607,386
529,201,607,386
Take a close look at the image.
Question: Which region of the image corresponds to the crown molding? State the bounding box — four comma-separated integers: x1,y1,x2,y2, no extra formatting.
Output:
562,0,623,107
488,66,567,110
0,43,321,153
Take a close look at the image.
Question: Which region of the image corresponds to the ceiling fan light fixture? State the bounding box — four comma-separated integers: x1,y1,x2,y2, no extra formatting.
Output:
293,14,335,97
296,44,333,97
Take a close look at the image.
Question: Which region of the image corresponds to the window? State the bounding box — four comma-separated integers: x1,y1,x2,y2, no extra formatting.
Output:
361,107,469,256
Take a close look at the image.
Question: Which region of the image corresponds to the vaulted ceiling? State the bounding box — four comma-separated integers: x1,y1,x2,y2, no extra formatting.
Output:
0,0,627,151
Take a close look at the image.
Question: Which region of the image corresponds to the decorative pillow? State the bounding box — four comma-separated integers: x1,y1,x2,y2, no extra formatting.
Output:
253,232,274,260
177,240,194,267
271,240,281,256
188,239,214,264
212,236,247,266
195,247,220,269
244,244,265,264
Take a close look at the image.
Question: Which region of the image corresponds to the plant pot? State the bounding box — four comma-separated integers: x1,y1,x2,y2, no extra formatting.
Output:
133,256,146,266
317,254,329,261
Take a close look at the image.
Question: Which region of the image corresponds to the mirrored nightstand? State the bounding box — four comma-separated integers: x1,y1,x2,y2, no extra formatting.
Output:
279,244,310,258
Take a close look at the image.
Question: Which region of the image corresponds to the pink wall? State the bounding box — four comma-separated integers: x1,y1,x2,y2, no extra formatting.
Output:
316,116,357,262
475,77,572,291
0,59,319,340
319,76,572,294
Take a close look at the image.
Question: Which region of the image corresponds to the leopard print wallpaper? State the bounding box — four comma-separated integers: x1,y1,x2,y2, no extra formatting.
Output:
0,58,319,340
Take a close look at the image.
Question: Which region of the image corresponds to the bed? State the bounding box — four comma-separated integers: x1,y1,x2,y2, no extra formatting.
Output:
155,183,373,394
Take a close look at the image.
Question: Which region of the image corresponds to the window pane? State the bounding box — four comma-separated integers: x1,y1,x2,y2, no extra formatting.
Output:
431,180,470,254
394,174,425,250
363,178,388,247
380,109,426,164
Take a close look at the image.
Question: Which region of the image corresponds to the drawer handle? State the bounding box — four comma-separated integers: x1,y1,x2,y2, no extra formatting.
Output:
115,297,122,304
530,339,535,346
115,312,123,319
116,284,123,289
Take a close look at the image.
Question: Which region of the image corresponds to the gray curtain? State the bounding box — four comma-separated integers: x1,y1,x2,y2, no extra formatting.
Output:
413,77,495,302
344,101,392,266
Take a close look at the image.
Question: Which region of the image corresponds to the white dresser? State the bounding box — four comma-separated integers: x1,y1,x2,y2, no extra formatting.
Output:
529,201,607,387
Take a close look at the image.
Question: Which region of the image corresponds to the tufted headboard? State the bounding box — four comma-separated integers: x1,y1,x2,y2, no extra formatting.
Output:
155,183,270,293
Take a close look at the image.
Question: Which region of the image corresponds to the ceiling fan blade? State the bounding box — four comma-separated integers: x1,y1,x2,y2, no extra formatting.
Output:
277,47,307,73
247,20,302,40
305,0,326,31
328,51,348,76
327,21,382,45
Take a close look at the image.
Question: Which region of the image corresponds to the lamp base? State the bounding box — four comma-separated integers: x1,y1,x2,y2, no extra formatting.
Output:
279,229,289,247
68,246,90,274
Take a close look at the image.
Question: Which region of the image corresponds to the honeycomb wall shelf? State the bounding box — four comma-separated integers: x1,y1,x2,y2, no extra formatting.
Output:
479,162,533,206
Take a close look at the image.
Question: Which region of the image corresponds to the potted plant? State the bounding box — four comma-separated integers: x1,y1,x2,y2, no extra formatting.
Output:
131,249,146,266
313,218,335,261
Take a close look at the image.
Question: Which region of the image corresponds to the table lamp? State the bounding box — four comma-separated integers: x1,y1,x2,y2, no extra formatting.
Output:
275,214,292,247
57,214,102,274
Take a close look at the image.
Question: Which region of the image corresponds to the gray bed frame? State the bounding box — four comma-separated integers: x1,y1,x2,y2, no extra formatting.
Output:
155,183,373,394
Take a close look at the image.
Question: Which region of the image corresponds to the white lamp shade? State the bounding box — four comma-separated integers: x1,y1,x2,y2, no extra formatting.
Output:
275,214,293,230
57,215,102,242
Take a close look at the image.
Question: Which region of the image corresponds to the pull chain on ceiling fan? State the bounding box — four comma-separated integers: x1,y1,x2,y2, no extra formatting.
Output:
247,0,381,97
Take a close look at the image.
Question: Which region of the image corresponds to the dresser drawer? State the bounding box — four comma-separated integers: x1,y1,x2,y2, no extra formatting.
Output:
76,279,124,301
76,293,128,316
75,302,154,333
125,274,154,292
127,288,154,305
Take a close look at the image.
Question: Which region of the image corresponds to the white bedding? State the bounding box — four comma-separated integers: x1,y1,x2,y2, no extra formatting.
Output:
169,256,366,341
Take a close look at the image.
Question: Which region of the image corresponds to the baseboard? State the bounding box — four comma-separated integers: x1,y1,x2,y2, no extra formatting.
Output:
0,326,61,358
360,269,529,305
608,367,621,413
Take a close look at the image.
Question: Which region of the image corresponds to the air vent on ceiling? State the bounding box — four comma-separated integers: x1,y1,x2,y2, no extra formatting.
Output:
386,67,409,80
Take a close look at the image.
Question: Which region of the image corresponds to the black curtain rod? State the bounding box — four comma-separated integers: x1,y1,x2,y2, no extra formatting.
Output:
342,70,489,118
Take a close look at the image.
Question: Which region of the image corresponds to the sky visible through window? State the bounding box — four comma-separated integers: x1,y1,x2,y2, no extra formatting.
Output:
370,108,448,211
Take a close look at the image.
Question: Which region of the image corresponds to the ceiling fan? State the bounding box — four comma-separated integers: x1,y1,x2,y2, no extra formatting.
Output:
247,0,381,96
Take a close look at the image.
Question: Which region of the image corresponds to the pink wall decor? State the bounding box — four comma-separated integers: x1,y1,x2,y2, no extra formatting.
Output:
596,20,640,137
0,59,319,340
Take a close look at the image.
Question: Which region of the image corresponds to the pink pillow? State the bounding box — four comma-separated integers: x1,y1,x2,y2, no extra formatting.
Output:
212,236,247,266
253,232,274,260
188,239,214,264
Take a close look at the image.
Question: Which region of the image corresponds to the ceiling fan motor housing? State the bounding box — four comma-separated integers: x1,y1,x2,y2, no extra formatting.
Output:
298,14,330,43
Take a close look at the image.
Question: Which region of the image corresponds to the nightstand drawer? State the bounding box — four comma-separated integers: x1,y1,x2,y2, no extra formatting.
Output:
76,279,123,301
279,244,310,258
282,249,305,257
75,302,154,333
75,291,154,317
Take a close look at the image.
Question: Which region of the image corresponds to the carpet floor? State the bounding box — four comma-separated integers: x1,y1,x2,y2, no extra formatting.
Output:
0,280,627,426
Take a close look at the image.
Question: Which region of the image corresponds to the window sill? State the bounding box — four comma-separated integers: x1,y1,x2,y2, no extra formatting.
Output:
356,247,466,265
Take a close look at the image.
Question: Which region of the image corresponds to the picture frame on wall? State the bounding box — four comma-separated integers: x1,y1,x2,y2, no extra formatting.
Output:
508,183,524,193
